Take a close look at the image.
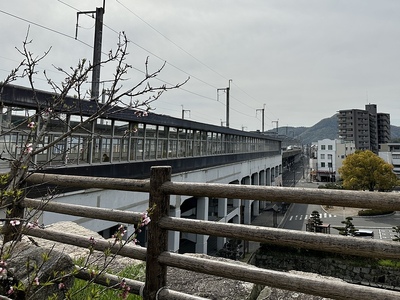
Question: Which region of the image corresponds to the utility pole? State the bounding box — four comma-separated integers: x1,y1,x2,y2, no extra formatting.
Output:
181,105,190,119
75,0,105,101
272,120,279,134
256,104,265,133
217,79,232,128
75,1,105,164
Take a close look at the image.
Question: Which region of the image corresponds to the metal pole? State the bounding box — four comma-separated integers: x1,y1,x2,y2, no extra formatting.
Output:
91,7,104,101
226,86,230,128
262,107,265,133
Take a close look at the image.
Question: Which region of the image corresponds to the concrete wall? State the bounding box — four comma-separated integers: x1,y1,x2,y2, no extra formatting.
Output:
251,246,400,291
41,154,282,254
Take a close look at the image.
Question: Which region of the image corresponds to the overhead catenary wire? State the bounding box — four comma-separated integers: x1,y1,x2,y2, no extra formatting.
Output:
0,3,270,129
114,0,281,124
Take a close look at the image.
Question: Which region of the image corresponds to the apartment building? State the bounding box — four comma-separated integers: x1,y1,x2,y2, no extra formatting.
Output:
379,143,400,178
316,139,356,182
338,104,390,153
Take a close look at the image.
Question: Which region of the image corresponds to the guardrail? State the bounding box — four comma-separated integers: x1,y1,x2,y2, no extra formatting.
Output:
22,166,400,300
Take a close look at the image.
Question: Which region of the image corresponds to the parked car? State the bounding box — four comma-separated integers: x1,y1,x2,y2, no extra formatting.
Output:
352,229,374,238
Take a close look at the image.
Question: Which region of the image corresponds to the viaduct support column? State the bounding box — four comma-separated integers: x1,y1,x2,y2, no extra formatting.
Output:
168,207,181,252
232,198,241,224
196,197,209,254
217,198,227,250
252,173,260,217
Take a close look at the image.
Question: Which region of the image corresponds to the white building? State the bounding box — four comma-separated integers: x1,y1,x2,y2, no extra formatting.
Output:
316,139,356,182
379,143,400,178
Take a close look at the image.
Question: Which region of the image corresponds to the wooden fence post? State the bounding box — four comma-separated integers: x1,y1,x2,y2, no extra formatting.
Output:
144,166,171,299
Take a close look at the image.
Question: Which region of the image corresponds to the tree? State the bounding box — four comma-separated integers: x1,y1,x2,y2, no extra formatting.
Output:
306,210,323,232
337,217,357,236
339,150,399,191
392,226,400,242
0,31,187,298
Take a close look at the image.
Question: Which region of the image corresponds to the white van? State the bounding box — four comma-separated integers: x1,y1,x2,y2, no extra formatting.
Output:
352,229,374,238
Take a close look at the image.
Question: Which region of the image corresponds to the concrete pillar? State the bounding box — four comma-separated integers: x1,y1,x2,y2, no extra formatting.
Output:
168,208,181,252
233,198,241,224
244,200,252,225
259,170,266,210
252,173,260,216
196,197,209,254
242,176,251,224
217,198,227,249
217,198,227,218
266,168,271,186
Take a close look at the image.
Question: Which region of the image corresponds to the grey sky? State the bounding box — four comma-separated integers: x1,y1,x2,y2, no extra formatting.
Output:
1,0,400,131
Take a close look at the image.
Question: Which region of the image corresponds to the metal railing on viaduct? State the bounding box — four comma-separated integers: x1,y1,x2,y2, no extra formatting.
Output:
17,166,400,300
0,84,285,179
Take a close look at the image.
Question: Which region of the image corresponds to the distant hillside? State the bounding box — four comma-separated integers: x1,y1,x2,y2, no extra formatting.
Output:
297,115,338,144
271,114,400,144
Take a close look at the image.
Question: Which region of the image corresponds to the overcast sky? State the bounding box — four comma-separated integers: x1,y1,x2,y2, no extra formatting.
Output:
1,0,400,131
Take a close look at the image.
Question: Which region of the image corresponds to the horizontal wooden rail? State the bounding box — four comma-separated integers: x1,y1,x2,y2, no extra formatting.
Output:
22,198,143,224
26,173,151,192
158,252,400,300
19,168,400,299
161,181,400,210
24,227,147,261
75,266,144,296
159,216,400,259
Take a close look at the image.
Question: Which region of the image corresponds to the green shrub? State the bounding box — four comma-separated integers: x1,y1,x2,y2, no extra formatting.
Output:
378,259,400,269
358,209,394,216
68,263,145,299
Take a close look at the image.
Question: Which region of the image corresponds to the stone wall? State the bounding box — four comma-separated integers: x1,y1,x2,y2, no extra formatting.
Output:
250,245,400,291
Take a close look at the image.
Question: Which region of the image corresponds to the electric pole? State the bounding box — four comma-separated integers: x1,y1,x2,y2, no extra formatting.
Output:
272,120,279,134
75,0,105,101
75,1,105,164
217,79,232,128
181,105,190,119
256,104,265,133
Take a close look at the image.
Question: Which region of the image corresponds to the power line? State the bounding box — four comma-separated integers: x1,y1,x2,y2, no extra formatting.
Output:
116,0,230,82
114,1,280,122
0,9,93,49
0,4,265,125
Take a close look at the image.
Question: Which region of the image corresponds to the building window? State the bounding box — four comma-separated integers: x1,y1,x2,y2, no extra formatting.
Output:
328,145,333,150
321,145,326,150
320,154,325,159
341,155,345,159
321,162,325,168
327,154,332,160
328,162,332,168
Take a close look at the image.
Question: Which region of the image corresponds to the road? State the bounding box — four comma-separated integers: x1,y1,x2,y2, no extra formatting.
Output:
280,161,400,240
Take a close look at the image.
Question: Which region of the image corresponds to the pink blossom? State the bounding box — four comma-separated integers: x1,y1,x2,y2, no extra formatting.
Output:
41,108,52,121
25,143,33,154
34,277,39,285
134,110,149,118
10,220,20,226
27,219,39,229
7,286,14,295
58,282,65,290
27,121,35,129
119,280,131,299
118,225,127,235
141,212,151,226
89,236,96,245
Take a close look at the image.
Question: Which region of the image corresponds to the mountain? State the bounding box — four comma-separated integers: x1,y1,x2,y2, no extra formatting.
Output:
270,114,400,145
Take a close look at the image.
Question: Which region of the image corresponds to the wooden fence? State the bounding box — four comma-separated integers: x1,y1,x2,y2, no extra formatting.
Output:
21,166,400,300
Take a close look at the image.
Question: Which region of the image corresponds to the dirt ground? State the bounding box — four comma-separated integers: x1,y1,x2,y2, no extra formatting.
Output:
322,206,361,217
